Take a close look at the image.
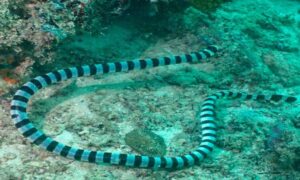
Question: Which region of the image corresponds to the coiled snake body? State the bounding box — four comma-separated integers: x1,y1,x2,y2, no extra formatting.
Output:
10,46,297,169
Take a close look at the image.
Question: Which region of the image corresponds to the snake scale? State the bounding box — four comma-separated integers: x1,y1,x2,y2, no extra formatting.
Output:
10,45,298,169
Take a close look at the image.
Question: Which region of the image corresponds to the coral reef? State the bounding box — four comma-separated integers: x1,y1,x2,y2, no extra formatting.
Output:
0,0,300,178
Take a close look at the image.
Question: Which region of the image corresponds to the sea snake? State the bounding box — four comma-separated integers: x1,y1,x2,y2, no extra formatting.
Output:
10,46,297,170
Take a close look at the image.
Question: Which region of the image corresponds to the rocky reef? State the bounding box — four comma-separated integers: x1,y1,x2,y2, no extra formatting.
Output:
0,0,300,179
188,0,231,13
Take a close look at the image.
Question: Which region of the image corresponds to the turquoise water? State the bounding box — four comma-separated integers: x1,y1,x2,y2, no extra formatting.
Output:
0,0,300,179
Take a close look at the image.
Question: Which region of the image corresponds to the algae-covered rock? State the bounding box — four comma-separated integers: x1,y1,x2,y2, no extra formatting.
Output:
188,0,231,13
125,129,167,156
164,72,198,86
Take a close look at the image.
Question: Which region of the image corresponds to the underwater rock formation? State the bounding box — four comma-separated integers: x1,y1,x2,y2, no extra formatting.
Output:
188,0,231,13
125,129,167,156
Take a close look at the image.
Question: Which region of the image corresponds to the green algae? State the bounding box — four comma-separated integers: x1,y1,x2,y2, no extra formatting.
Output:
125,129,167,156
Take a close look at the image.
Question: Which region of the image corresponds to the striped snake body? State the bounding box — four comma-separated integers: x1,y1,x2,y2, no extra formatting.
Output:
10,46,297,169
